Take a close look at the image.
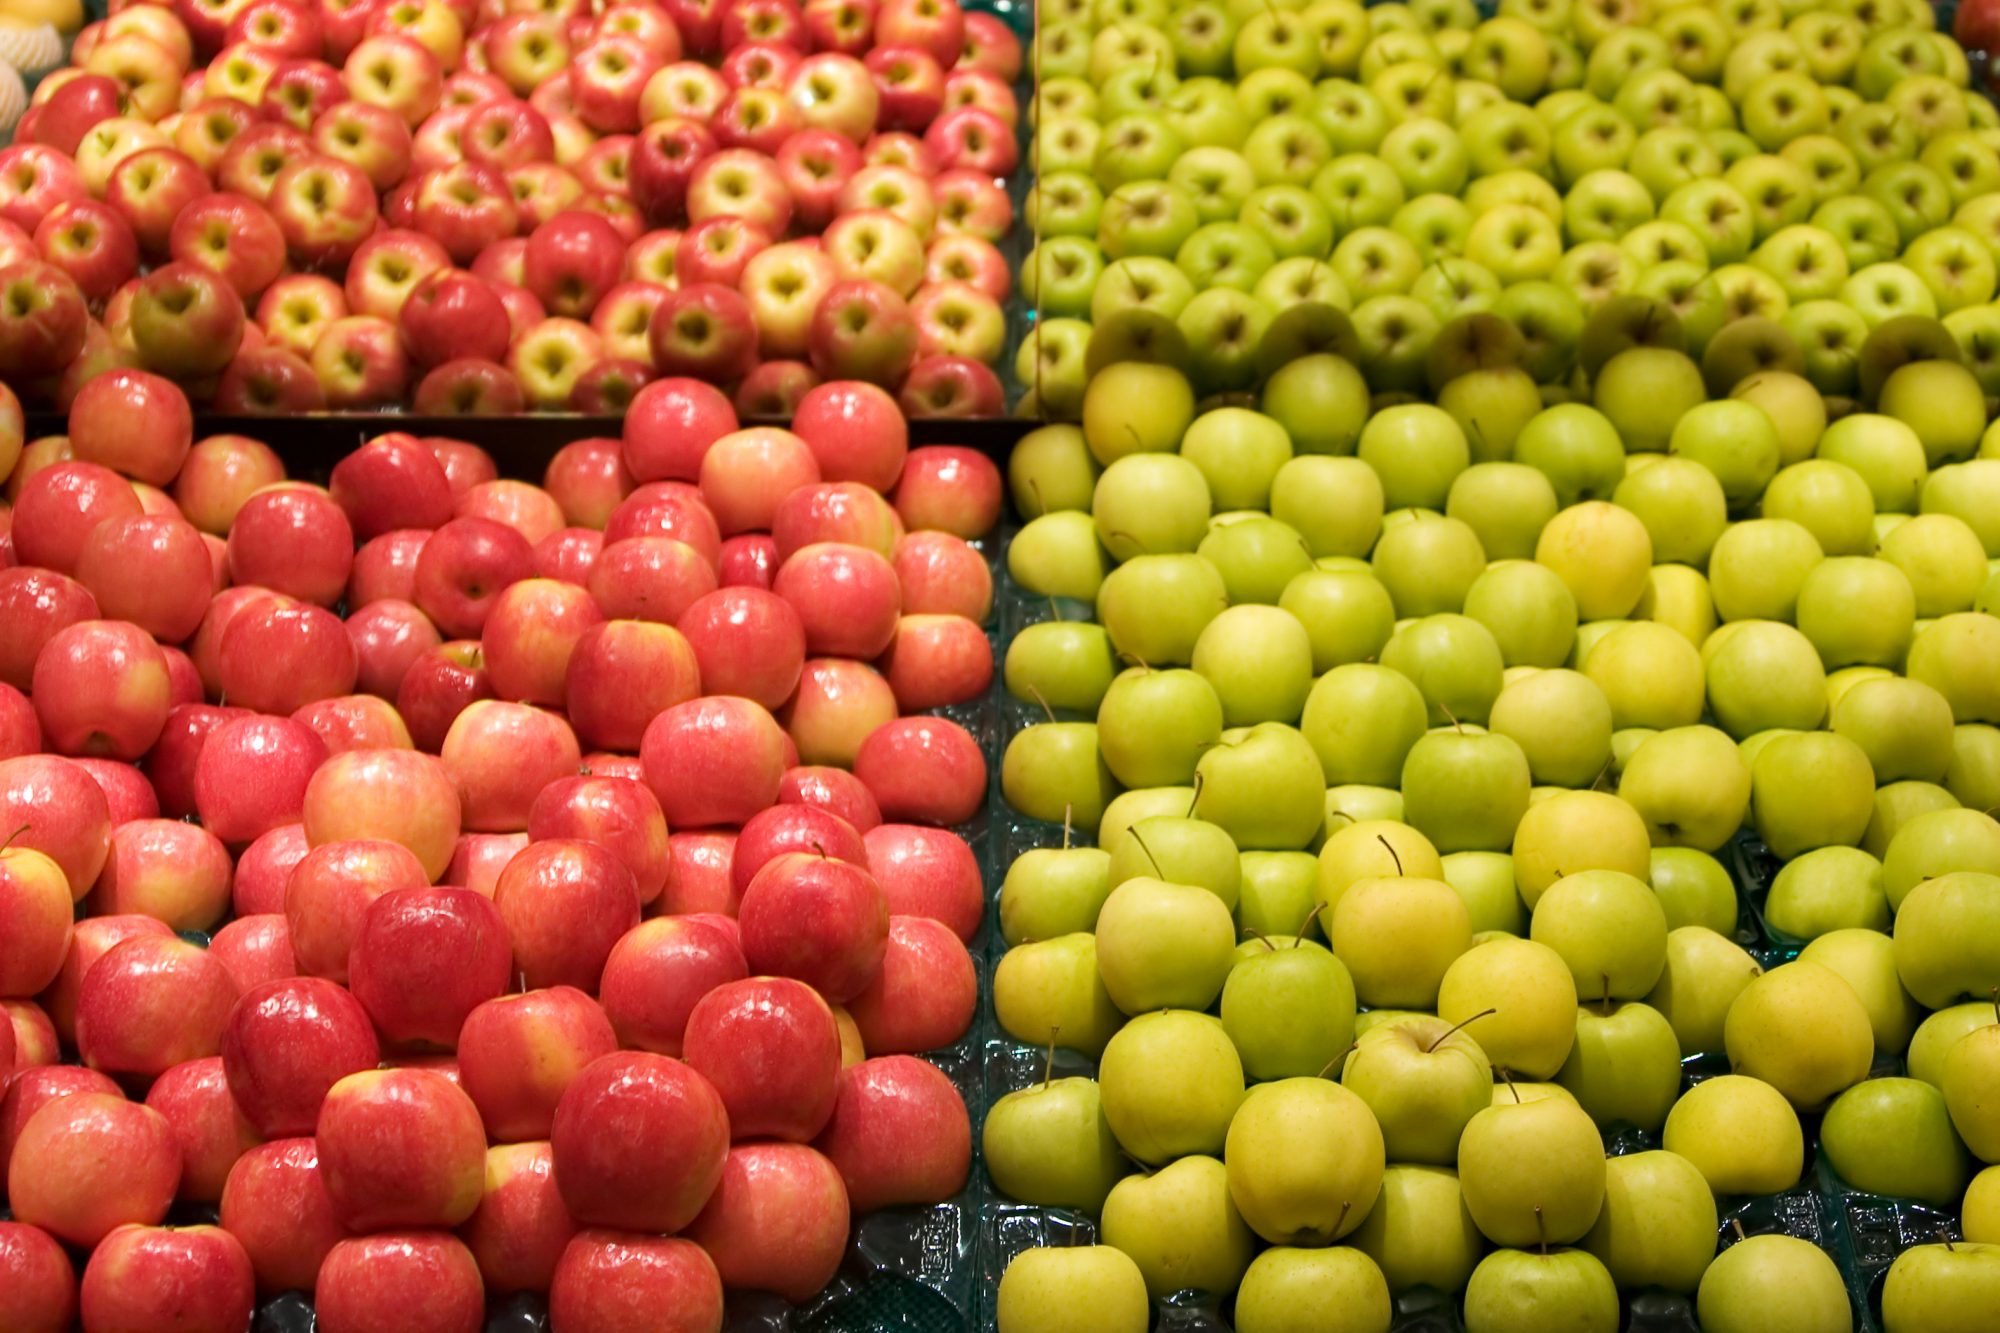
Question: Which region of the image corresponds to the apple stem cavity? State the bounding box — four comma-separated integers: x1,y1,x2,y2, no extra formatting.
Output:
1427,1008,1497,1052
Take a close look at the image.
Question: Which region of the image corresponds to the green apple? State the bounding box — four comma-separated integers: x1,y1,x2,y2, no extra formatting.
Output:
1400,728,1533,854
1331,874,1474,1009
1723,960,1875,1109
1610,457,1728,567
1442,851,1529,935
1261,354,1372,458
1444,462,1559,564
984,1074,1130,1214
1696,1235,1851,1333
1001,845,1115,944
1647,926,1763,1058
1101,1154,1256,1300
1009,512,1110,602
1534,500,1653,623
1879,355,1988,468
1300,663,1429,786
1881,1241,2000,1333
1949,724,2000,813
1886,809,2000,912
1194,721,1327,851
1914,1003,2000,1090
1095,876,1234,1014
1909,613,2000,724
1233,1247,1392,1333
1098,1009,1245,1163
1662,1073,1804,1194
1557,999,1686,1131
1371,512,1488,618
1968,1167,2000,1243
1437,937,1579,1079
1761,459,1875,557
1834,677,1957,786
1356,403,1471,511
1096,668,1225,790
1281,569,1397,672
1010,423,1102,517
1095,553,1229,667
1462,1248,1618,1333
1706,621,1829,738
1081,361,1195,464
1511,789,1653,908
1091,452,1212,561
1617,725,1753,852
1238,850,1323,940
995,1245,1149,1333
1709,519,1825,626
1648,847,1738,935
1487,669,1613,789
1099,787,1195,854
1317,819,1445,915
1170,145,1258,224
1224,1077,1384,1249
1921,459,2000,557
1351,1164,1484,1295
1107,815,1240,909
1894,871,2000,1011
1222,936,1357,1080
993,933,1123,1056
1865,781,1963,860
1196,515,1315,606
1751,731,1875,861
1325,786,1406,835
1269,455,1383,559
1380,613,1508,726
1796,557,1918,671
1341,1013,1495,1165
1823,1075,1971,1205
1459,1093,1606,1246
1177,408,1294,513
1580,1150,1718,1294
1003,722,1120,833
1765,846,1889,940
1462,561,1581,670
1192,604,1315,725
1531,869,1671,1002
1004,621,1120,715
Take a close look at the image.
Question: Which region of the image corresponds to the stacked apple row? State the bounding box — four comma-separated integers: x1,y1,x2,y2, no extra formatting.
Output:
0,0,1027,417
1013,0,2000,418
0,368,1008,1332
978,337,2000,1333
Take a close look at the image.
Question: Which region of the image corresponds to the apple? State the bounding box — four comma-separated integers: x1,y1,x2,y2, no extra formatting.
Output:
314,1233,484,1333
6,1092,180,1248
550,1049,730,1232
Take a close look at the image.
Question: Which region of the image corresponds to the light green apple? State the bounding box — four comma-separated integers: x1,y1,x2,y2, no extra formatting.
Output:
1323,785,1405,836
1237,850,1322,939
1881,1241,2000,1333
1463,560,1581,669
1340,1014,1494,1165
1096,667,1224,789
1194,721,1327,851
1000,845,1115,944
1486,669,1612,788
1436,936,1578,1079
1317,819,1445,913
1003,722,1121,833
1865,781,1962,860
1762,459,1876,557
1515,403,1628,507
1221,936,1357,1081
996,1245,1149,1333
1908,613,2000,725
1095,876,1235,1015
1400,729,1533,854
993,934,1124,1056
1107,816,1239,909
1261,353,1372,457
1357,403,1472,511
1530,869,1671,1002
1099,786,1195,853
1192,604,1316,725
1913,1003,2000,1089
1300,663,1429,787
1695,1235,1852,1333
1371,512,1489,618
1535,500,1654,623
1647,926,1762,1058
1662,1073,1804,1195
1331,874,1474,1010
1095,553,1229,667
1884,808,2000,911
1446,461,1561,562
1442,851,1527,936
1004,621,1119,715
1833,676,1957,786
1091,452,1212,562
1611,456,1729,566
1463,1248,1620,1333
984,1075,1130,1214
1823,1075,1971,1206
1101,1154,1256,1300
1009,512,1110,601
1008,423,1102,517
1723,960,1875,1109
1098,1009,1245,1163
1765,846,1889,941
1233,1246,1392,1333
1649,847,1738,935
1380,613,1508,726
1511,789,1653,908
1892,871,2000,1011
1580,1150,1718,1294
1751,731,1876,861
1224,1078,1385,1245
1458,1093,1607,1246
1618,725,1753,853
1350,1164,1484,1295
1557,1000,1684,1131
1281,568,1397,672
1081,360,1195,463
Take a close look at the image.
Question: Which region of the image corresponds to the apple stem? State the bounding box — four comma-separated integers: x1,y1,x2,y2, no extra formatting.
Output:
1129,826,1162,876
1025,682,1056,725
0,823,27,853
810,840,827,860
1600,976,1614,1018
1185,772,1203,818
1318,1042,1358,1080
1243,926,1272,951
1294,902,1322,944
1990,988,1997,1027
1941,1230,1956,1252
1438,700,1463,735
1048,596,1063,624
1062,804,1073,850
1535,1206,1548,1257
1496,1066,1521,1103
1376,833,1403,877
1427,1008,1497,1053
1730,1219,1747,1243
1043,1029,1058,1087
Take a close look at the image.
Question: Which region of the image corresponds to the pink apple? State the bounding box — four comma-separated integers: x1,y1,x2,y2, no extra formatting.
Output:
773,540,901,658
550,1050,729,1231
480,576,604,705
780,763,883,830
314,1232,484,1333
544,436,635,530
0,841,72,998
292,693,415,754
534,526,607,582
93,818,233,931
207,914,298,994
142,1057,262,1204
844,913,974,1053
218,1138,349,1294
286,837,431,982
734,362,820,422
33,199,139,304
0,1220,77,1333
861,823,980,942
397,640,496,752
563,618,703,752
772,480,902,559
69,757,161,826
682,975,841,1140
347,885,511,1049
671,586,804,707
494,838,640,991
316,1066,485,1229
621,375,738,483
548,1232,722,1333
6,1092,180,1247
442,830,529,897
11,460,143,576
603,483,723,566
596,916,746,1056
682,1141,848,1302
737,850,888,1001
0,754,112,894
813,1053,969,1210
193,714,326,847
31,618,172,762
0,1066,121,1182
218,598,360,716
172,434,286,536
863,44,942,131
458,987,619,1143
731,801,868,898
441,699,583,832
463,1142,578,1295
854,714,984,826
780,656,897,768
880,612,991,709
662,829,738,915
412,357,529,415
227,483,354,607
527,773,670,903
73,515,211,644
893,529,991,619
412,514,535,637
639,695,786,828
302,745,463,881
348,598,444,699
696,425,820,534
78,1223,254,1332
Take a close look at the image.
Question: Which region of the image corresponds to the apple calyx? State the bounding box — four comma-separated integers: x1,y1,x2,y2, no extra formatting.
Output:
1426,1007,1497,1053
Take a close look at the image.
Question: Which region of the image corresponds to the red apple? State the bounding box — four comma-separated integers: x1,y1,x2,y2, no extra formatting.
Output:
730,802,868,899
441,699,582,832
348,599,444,701
30,73,125,157
893,529,991,620
399,267,510,368
480,576,604,706
737,851,888,1002
534,526,606,583
456,987,616,1141
494,838,639,991
73,514,211,644
172,434,286,536
773,540,901,658
314,1232,484,1333
129,260,247,379
861,823,979,941
682,975,841,1141
596,916,746,1056
734,359,820,421
0,843,71,998
412,356,528,415
34,199,139,304
192,714,326,848
207,914,298,994
227,483,354,607
717,531,782,587
70,756,162,827
808,276,917,385
894,443,1000,537
682,1141,847,1302
522,208,628,319
879,612,991,709
791,379,907,493
219,1138,348,1294
93,818,233,931
639,695,786,828
855,715,983,825
698,425,821,534
286,837,431,982
661,829,737,915
603,483,723,565
31,618,172,762
647,280,757,382
315,1067,485,1230
330,433,455,539
411,514,536,639
78,1223,254,1333
564,618,703,753
0,1220,77,1333
864,44,942,132
548,1232,723,1333
550,1050,729,1231
813,1053,968,1210
349,884,511,1049
11,460,143,576
0,753,112,894
441,830,529,897
396,640,495,752
772,480,902,559
217,598,359,716
296,738,462,884
844,914,974,1053
463,1141,578,1295
6,1092,180,1247
142,1057,262,1204
781,763,882,830
0,262,89,380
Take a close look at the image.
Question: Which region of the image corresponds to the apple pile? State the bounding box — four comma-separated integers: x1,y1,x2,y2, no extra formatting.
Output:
985,340,2000,1333
0,0,1024,418
1017,0,2000,421
0,368,1003,1332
